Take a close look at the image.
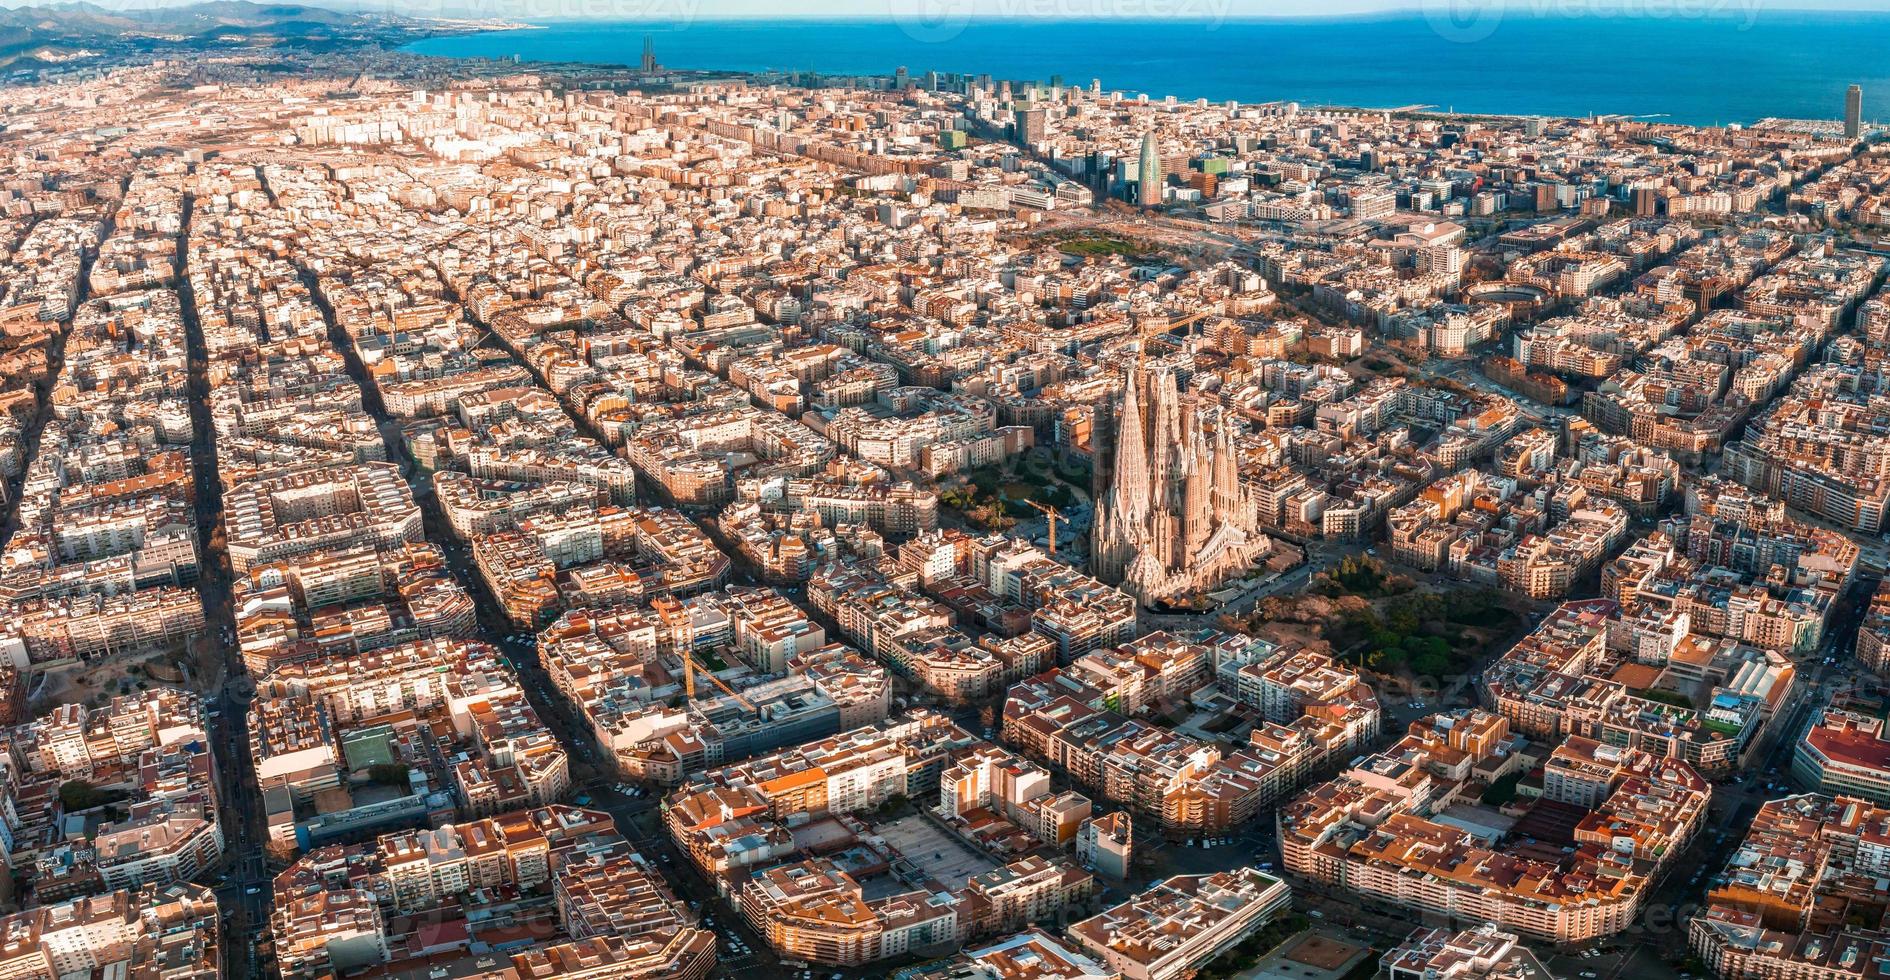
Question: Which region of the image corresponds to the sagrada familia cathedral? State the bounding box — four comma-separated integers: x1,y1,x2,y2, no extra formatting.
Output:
1092,360,1272,605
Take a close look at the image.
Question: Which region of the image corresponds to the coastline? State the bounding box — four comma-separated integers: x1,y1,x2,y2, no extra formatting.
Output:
395,13,1890,127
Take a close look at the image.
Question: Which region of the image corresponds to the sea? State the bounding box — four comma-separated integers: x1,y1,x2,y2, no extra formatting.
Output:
401,9,1890,127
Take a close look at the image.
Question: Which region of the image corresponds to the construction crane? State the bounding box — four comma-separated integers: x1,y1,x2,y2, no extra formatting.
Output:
1025,499,1064,558
682,651,757,713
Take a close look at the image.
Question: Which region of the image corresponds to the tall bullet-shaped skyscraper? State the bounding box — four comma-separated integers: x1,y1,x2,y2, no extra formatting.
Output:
1846,84,1864,140
1136,132,1162,207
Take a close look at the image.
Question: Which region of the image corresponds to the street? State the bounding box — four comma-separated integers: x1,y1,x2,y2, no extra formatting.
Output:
176,191,275,980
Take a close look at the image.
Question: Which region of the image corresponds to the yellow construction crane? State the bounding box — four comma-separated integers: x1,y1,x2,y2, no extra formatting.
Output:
1025,499,1064,558
682,651,757,713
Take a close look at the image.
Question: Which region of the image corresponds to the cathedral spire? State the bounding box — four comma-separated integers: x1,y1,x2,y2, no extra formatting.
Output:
1112,364,1150,529
1212,414,1244,531
1146,369,1180,570
1183,416,1212,559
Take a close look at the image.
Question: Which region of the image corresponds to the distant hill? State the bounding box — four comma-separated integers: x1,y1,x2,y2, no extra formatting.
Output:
0,1,443,68
128,2,364,34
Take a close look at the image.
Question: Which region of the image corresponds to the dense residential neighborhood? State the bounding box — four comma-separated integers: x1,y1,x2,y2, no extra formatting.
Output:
0,8,1884,980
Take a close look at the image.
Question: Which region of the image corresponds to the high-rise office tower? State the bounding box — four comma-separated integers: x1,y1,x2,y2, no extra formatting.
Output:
1846,84,1864,140
1017,107,1047,145
1136,132,1162,207
1631,186,1661,217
